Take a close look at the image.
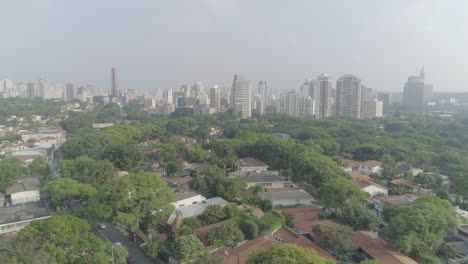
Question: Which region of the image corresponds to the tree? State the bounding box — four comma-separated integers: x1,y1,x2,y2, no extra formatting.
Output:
317,177,367,211
239,219,259,239
247,243,331,264
282,212,295,229
312,222,356,259
360,260,382,264
89,172,175,232
207,222,244,247
144,239,160,259
199,205,227,225
337,201,378,231
102,143,144,171
28,157,51,177
259,211,284,232
216,178,246,201
43,178,97,208
383,196,457,264
0,157,22,191
183,217,202,230
17,215,111,264
193,252,223,264
106,242,128,264
0,238,51,264
60,156,118,185
172,235,205,262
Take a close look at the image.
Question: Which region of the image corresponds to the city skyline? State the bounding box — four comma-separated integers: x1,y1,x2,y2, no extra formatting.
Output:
1,0,468,93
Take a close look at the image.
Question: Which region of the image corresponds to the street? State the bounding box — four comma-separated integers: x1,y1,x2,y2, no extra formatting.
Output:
92,223,162,264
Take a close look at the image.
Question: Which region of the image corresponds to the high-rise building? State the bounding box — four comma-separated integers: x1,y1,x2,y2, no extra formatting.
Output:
378,92,391,106
166,89,173,105
316,73,332,119
403,68,432,113
335,74,362,119
232,75,251,119
66,82,75,101
26,83,35,98
111,68,119,97
362,99,384,118
258,81,268,103
210,85,221,113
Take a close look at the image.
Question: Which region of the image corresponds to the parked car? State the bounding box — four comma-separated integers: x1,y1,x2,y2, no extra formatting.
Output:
97,223,106,229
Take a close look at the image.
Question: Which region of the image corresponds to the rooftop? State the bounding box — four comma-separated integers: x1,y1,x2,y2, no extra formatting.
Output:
276,207,323,222
5,178,41,195
175,192,201,201
353,231,418,264
167,197,229,222
0,201,52,226
237,157,268,169
196,220,226,245
221,235,279,264
361,160,383,167
390,179,419,189
229,170,284,184
260,190,317,203
356,180,388,190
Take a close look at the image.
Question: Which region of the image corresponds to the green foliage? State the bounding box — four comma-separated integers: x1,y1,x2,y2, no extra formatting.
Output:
193,252,224,264
61,102,121,133
106,242,128,264
89,172,175,232
144,239,160,259
259,211,285,232
207,222,244,247
172,235,205,262
215,178,246,201
337,201,378,231
247,243,331,264
102,142,144,171
183,217,202,230
0,132,21,141
223,204,242,218
199,205,227,225
282,212,295,229
0,98,64,117
239,219,260,239
0,238,51,264
43,178,97,208
312,222,356,259
60,156,118,185
383,196,458,263
27,157,51,177
359,260,382,264
0,157,23,191
318,177,367,209
17,215,110,264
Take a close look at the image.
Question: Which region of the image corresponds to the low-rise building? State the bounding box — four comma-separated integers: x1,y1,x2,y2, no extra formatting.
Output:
0,201,52,235
259,190,319,207
228,170,288,188
167,197,229,224
390,178,421,194
356,180,388,196
5,178,41,206
359,160,383,175
235,157,269,172
172,192,206,208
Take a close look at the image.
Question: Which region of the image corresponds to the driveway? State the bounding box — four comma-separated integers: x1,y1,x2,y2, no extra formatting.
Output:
92,223,164,264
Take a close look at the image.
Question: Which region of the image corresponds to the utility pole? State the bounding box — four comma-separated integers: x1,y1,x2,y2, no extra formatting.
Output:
111,245,115,264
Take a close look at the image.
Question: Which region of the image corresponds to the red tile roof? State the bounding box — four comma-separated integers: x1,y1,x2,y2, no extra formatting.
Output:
353,231,418,264
356,180,388,190
294,220,334,239
221,236,279,264
195,221,226,245
277,207,323,221
390,179,419,189
343,159,361,168
361,160,383,167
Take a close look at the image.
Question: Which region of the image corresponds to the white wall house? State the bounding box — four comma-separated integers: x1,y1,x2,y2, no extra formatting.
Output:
359,160,383,175
357,180,388,196
171,192,206,208
5,178,41,206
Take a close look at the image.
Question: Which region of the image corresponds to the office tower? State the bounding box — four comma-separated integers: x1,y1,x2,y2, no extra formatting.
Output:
258,81,268,102
191,82,203,98
362,99,384,118
26,83,35,98
166,89,173,105
335,74,362,119
232,75,251,119
111,68,119,97
256,98,265,116
403,67,432,113
66,82,75,101
210,85,221,113
38,77,47,98
303,97,315,116
378,92,391,106
316,73,332,119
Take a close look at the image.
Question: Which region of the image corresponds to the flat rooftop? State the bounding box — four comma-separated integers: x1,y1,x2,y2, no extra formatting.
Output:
0,201,52,226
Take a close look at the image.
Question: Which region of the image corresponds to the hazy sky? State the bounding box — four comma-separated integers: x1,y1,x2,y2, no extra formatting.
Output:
1,0,467,93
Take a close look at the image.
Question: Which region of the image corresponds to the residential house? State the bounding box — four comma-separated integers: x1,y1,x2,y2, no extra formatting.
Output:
5,178,41,206
343,159,361,171
259,190,319,207
359,160,383,175
195,220,227,245
276,207,323,222
356,180,388,196
167,197,229,224
235,157,269,172
390,179,421,194
182,161,193,176
396,162,423,177
228,170,288,188
172,192,206,208
0,201,52,235
353,231,418,264
163,176,193,189
11,149,47,164
444,225,468,263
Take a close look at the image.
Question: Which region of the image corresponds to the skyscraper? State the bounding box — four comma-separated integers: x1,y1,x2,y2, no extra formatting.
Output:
258,81,268,102
111,68,119,97
335,74,362,119
210,85,221,113
232,75,251,119
66,82,75,101
316,73,332,119
362,99,383,119
26,83,35,98
403,68,432,113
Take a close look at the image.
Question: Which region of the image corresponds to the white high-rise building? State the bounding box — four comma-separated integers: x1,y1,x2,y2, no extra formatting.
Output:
232,75,251,119
336,74,362,119
166,89,173,105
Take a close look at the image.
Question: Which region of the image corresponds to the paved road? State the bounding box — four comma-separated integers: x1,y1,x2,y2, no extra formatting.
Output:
92,224,162,264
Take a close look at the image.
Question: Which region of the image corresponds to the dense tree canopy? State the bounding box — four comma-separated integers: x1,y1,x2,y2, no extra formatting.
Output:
43,178,97,208
0,157,23,191
247,243,332,264
60,155,118,185
383,196,457,264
